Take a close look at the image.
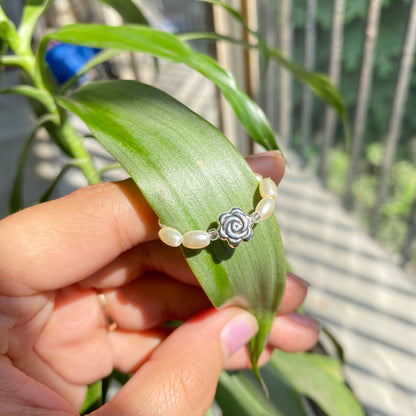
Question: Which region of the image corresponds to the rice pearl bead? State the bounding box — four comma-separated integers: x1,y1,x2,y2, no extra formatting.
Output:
255,196,275,220
158,226,183,247
182,230,211,249
254,172,263,182
259,177,278,200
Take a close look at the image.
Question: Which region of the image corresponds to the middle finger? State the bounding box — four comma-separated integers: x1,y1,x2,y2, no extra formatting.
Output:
100,271,309,331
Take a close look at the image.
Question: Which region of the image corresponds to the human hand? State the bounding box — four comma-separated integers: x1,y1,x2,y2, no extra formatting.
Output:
0,151,319,415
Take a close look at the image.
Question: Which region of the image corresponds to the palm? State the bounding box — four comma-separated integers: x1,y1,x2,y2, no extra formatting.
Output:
6,287,108,407
0,156,319,415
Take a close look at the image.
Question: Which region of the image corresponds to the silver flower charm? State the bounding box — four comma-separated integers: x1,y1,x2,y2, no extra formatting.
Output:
218,207,254,248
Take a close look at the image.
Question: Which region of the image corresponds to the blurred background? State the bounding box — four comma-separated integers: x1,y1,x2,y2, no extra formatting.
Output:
1,1,415,415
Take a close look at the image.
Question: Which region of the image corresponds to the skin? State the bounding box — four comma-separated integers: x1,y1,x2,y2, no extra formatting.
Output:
0,151,319,415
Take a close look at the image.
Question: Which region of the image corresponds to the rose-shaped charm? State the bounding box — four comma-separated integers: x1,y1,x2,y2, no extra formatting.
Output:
218,207,254,248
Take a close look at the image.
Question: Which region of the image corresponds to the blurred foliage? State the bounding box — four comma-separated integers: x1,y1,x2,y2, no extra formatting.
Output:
293,0,416,155
326,146,416,265
291,0,416,266
327,148,349,196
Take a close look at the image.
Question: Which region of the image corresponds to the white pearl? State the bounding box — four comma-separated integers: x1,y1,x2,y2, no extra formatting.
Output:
158,226,183,247
254,172,263,182
255,197,275,220
182,230,211,249
259,178,278,200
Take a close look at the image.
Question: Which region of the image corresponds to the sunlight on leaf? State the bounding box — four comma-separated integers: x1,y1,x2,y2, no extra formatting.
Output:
270,350,365,416
37,24,278,150
18,0,52,50
57,80,286,387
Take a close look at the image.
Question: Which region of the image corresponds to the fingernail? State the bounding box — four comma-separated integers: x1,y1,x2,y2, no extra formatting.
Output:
246,150,282,160
288,312,321,330
287,271,311,288
221,312,259,359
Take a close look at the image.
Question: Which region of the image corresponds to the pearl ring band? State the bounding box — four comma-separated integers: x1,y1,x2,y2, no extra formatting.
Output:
158,174,278,249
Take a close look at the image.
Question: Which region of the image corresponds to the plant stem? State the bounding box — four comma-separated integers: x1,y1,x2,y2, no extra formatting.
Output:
1,7,100,186
60,121,100,185
0,55,31,69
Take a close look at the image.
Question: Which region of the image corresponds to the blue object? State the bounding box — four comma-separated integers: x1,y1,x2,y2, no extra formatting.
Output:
45,43,101,84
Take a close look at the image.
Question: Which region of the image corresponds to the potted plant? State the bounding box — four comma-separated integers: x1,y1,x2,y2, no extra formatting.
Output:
0,1,364,414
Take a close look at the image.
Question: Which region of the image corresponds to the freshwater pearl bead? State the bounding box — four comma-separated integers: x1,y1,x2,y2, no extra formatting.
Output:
182,230,211,249
254,172,263,182
158,226,183,247
259,177,278,200
158,173,278,249
255,197,275,220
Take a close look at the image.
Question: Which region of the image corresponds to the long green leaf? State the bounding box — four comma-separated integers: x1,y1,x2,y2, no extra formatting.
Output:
80,380,102,415
179,31,347,123
216,368,309,416
9,127,37,214
0,85,58,119
193,0,346,119
9,114,56,214
95,0,149,25
216,372,275,415
18,0,52,50
270,350,365,416
197,0,270,72
57,80,286,384
38,163,75,203
268,48,346,122
205,408,215,416
59,49,120,94
199,0,247,25
0,7,21,53
38,24,278,150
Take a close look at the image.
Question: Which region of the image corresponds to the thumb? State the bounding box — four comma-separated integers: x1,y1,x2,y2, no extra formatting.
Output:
94,307,258,416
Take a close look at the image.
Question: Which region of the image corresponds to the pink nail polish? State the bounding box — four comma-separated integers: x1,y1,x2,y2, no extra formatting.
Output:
288,312,321,330
220,312,259,359
287,271,311,288
246,150,282,161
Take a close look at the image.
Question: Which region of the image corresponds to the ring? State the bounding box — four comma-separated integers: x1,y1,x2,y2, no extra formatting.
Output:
158,173,278,249
97,292,118,331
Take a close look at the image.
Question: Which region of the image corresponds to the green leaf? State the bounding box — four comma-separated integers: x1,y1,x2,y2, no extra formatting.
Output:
57,80,286,384
38,24,278,150
95,0,149,25
38,164,75,203
216,372,275,415
199,0,247,25
80,380,102,415
177,28,347,135
270,350,365,416
59,49,120,94
197,0,270,72
259,366,309,415
0,7,22,53
268,48,346,122
9,127,37,214
179,29,347,124
216,368,309,416
322,326,345,363
18,0,52,51
0,85,58,120
205,408,215,416
9,114,56,214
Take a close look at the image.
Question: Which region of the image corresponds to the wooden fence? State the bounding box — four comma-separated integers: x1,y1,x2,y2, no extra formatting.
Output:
244,0,416,267
6,0,416,267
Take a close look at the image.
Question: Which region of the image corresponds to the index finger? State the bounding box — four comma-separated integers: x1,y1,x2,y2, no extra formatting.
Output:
0,179,156,295
0,151,285,295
